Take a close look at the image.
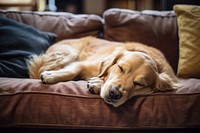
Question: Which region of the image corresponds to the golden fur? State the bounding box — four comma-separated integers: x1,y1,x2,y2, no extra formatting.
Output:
28,36,178,107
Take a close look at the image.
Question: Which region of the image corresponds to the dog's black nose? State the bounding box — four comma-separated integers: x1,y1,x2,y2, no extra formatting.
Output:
109,86,122,100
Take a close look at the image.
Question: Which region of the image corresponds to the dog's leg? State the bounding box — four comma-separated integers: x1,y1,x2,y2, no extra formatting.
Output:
28,48,79,79
40,62,83,84
87,77,104,94
39,50,78,73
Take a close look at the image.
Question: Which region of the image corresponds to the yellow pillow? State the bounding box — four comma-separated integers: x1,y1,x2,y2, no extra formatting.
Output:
174,5,200,78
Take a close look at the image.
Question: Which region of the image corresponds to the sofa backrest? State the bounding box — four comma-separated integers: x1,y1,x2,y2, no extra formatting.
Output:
0,10,103,41
0,9,179,73
103,9,179,73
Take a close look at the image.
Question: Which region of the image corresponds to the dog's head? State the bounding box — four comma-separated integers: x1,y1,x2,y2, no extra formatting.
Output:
99,48,177,107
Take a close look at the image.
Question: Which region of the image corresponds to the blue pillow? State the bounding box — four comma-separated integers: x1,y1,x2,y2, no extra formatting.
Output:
0,17,57,78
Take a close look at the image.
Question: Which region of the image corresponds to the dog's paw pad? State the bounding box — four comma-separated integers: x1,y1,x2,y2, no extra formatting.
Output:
87,77,104,94
40,71,56,84
88,85,95,94
40,74,46,84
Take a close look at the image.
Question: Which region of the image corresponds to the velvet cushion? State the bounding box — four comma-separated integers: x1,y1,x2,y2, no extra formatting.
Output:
174,5,200,78
0,17,57,78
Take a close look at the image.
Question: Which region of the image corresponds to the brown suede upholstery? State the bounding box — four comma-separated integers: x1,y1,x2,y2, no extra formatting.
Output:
0,9,200,132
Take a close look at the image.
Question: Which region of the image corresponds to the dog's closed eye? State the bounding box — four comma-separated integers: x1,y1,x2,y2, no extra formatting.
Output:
133,81,144,87
118,65,124,73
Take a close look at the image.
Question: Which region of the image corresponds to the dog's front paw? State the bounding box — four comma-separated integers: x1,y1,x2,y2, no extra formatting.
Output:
87,77,104,94
40,71,57,84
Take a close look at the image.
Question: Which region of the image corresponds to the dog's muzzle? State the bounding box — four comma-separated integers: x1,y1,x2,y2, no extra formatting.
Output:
109,85,122,100
103,85,123,105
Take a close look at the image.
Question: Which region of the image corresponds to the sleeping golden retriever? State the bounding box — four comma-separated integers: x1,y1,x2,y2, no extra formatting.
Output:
28,36,179,107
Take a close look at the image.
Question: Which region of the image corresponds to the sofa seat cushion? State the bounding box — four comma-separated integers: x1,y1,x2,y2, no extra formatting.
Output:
103,9,179,73
0,77,200,129
0,10,103,41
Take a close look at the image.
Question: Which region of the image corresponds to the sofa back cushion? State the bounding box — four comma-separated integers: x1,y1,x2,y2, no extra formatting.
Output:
0,10,103,41
103,9,179,73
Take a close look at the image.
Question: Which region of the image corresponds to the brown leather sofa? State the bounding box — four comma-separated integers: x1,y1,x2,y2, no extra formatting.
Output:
0,8,200,133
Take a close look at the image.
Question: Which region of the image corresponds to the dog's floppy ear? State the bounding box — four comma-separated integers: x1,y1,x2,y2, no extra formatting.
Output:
154,72,179,92
99,48,123,78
